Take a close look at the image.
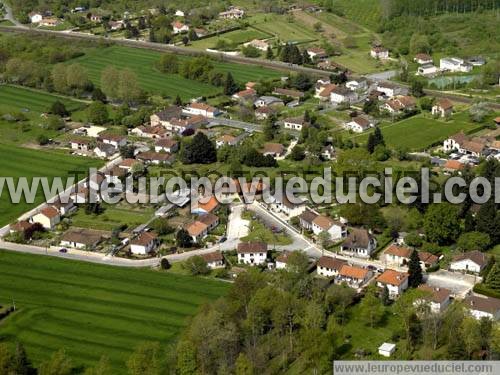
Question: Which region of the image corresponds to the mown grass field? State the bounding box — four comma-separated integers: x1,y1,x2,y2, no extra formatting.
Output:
0,144,101,226
346,112,483,150
334,0,382,30
190,28,271,49
71,46,281,99
248,13,318,44
0,85,83,114
0,250,229,372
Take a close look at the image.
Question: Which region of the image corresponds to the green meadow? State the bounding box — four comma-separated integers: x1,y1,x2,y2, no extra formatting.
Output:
0,250,229,372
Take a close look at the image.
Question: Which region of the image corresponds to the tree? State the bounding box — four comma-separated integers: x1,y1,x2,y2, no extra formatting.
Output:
87,101,109,125
486,262,500,291
410,79,425,97
160,258,171,270
242,45,261,58
285,251,310,274
174,95,183,106
119,145,135,159
184,255,210,275
39,349,73,375
84,356,112,375
150,218,173,236
118,68,142,104
235,353,253,375
359,284,384,327
481,60,500,86
37,134,50,145
289,145,306,161
50,100,68,116
10,343,32,375
158,53,179,73
181,133,217,164
223,72,239,95
476,200,500,244
366,133,376,154
423,203,461,245
100,66,120,100
176,340,197,375
176,229,192,248
263,116,279,141
91,88,107,103
266,46,274,60
408,249,423,288
373,126,385,147
457,231,491,252
126,342,162,375
380,284,390,306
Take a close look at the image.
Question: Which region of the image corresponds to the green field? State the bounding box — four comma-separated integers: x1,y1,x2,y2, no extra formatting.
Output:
71,46,281,99
0,85,83,114
0,250,229,372
190,28,271,49
334,0,382,30
248,14,318,44
0,144,101,226
346,112,483,150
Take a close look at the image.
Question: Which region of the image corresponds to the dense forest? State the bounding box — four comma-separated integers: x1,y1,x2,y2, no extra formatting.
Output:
379,0,500,18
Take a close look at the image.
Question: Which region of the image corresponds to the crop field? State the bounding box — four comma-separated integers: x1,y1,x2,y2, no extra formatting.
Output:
0,85,83,114
71,46,281,99
248,14,318,44
0,144,101,227
334,0,382,30
0,250,229,372
346,112,483,150
190,28,271,49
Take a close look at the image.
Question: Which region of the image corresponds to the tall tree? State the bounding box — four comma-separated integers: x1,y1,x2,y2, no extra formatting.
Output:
408,249,423,288
126,342,162,375
476,200,500,244
359,284,384,327
223,72,239,95
423,203,461,245
181,133,217,164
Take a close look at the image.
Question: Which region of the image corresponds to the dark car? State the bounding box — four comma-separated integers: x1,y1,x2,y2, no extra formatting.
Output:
59,248,68,253
219,236,227,243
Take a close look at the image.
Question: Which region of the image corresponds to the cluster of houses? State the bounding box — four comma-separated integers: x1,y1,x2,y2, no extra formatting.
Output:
415,54,485,77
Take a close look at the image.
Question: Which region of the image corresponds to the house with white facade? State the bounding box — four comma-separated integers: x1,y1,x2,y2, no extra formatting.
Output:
340,228,376,258
432,99,454,118
311,215,346,241
463,295,500,320
346,116,372,133
376,269,409,298
243,39,269,51
330,86,357,104
254,96,284,108
130,232,158,255
337,265,372,289
272,194,306,218
31,206,61,230
443,132,485,157
376,82,401,98
417,63,439,76
316,256,347,277
150,106,183,127
384,244,413,266
415,285,452,313
237,242,268,265
440,57,472,73
219,7,245,19
154,138,179,153
183,103,219,118
172,21,189,34
283,116,306,131
450,250,487,274
98,133,127,148
414,53,433,65
60,228,103,250
370,46,389,59
201,251,225,269
29,12,43,23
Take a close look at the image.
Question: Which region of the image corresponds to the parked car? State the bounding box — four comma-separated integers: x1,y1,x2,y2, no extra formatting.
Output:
59,248,68,253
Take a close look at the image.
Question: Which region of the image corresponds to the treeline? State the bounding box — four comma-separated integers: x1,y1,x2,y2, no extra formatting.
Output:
381,0,500,18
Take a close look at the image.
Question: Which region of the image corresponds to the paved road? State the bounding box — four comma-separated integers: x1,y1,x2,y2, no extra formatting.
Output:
207,118,260,133
0,1,25,28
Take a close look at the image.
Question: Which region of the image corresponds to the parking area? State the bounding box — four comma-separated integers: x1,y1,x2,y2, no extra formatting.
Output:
425,269,480,298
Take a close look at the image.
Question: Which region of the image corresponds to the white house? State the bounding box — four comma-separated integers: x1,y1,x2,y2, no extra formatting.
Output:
415,285,452,313
150,106,183,127
275,251,290,270
93,143,117,158
464,295,500,320
60,228,103,250
450,250,487,274
186,221,208,243
417,63,439,76
311,215,346,241
432,98,454,118
346,79,368,92
440,57,472,73
272,194,306,218
340,228,376,258
283,116,306,131
414,53,433,65
237,242,268,265
306,47,328,60
254,96,284,108
31,206,61,230
175,10,185,17
321,145,335,160
154,138,179,153
346,116,372,133
370,46,389,59
384,244,413,266
130,232,158,255
70,138,91,151
29,12,43,23
443,132,485,157
376,82,401,98
378,343,396,357
219,7,245,19
98,133,127,148
376,269,409,298
330,86,357,104
216,134,237,149
200,251,225,269
316,256,347,277
337,265,372,289
172,21,189,34
183,103,219,118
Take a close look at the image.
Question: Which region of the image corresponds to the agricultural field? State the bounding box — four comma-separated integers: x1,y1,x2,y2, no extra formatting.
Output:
247,13,318,44
333,0,382,30
71,45,281,100
0,144,101,227
346,111,484,151
0,250,229,372
0,85,83,114
190,27,271,50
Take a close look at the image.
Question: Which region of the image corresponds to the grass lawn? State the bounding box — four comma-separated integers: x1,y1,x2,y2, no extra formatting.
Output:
0,144,102,227
248,13,318,44
0,250,229,372
241,219,292,246
346,112,484,151
190,28,271,50
0,85,83,114
71,45,281,100
70,203,156,232
333,0,382,30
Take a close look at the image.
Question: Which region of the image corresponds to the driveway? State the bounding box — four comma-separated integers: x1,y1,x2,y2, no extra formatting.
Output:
425,269,480,298
226,204,249,239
